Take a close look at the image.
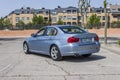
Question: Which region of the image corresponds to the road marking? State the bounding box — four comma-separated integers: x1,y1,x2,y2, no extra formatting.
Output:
0,64,12,72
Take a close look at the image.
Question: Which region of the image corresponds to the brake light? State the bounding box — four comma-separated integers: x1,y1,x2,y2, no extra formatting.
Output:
67,37,79,43
94,35,99,41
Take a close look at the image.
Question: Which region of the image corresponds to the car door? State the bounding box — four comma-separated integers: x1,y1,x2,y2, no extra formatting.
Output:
35,27,57,55
29,27,57,55
29,28,46,53
41,27,58,54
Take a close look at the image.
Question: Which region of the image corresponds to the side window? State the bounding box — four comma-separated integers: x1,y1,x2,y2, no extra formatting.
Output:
36,28,45,36
46,28,57,36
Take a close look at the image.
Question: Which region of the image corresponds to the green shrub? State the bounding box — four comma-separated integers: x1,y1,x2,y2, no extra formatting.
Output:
118,40,120,46
111,21,120,28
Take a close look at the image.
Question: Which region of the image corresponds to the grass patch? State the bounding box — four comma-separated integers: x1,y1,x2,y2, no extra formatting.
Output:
118,40,120,46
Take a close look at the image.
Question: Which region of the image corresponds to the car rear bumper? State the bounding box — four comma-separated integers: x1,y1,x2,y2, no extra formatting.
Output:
59,43,100,56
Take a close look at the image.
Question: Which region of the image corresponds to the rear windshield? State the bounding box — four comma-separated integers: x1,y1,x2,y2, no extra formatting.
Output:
59,26,86,34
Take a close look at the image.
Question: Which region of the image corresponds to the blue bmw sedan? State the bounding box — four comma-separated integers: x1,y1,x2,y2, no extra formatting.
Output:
23,25,100,60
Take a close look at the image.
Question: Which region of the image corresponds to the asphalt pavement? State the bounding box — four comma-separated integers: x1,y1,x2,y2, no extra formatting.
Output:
0,38,120,80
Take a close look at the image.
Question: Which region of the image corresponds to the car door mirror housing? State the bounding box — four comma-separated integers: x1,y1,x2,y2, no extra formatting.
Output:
31,33,36,37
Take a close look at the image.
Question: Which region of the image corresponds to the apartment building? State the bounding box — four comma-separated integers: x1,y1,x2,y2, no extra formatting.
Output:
4,4,120,27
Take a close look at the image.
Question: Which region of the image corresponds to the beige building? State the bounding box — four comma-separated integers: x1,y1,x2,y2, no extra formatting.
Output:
4,5,120,27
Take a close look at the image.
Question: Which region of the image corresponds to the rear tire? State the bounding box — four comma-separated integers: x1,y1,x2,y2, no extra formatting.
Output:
50,45,62,61
23,42,30,54
82,54,92,58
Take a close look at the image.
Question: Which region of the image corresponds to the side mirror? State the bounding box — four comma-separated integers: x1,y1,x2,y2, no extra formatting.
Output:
31,33,36,37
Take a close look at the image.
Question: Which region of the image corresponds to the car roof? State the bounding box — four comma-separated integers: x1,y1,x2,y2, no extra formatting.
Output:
45,25,74,28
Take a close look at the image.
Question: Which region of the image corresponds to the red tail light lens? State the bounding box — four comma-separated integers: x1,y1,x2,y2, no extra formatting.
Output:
94,35,99,41
67,37,79,43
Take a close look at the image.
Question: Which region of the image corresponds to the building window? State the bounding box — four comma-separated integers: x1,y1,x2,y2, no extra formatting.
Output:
64,22,66,25
72,22,76,25
112,9,116,11
39,11,43,14
21,11,24,14
67,10,71,14
16,17,20,22
15,10,20,15
108,16,110,21
59,16,62,20
78,22,81,25
102,16,105,20
78,16,81,20
46,11,49,15
72,16,77,20
72,10,77,14
118,8,120,11
27,17,30,21
27,11,30,14
22,17,25,21
63,16,67,20
44,17,48,21
52,11,57,15
67,16,71,20
102,22,105,26
52,17,57,23
67,22,71,25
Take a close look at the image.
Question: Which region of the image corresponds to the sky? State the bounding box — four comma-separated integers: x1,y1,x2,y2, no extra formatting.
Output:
0,0,120,17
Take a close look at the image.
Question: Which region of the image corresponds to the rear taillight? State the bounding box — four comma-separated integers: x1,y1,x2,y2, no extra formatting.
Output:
94,35,99,41
67,37,79,43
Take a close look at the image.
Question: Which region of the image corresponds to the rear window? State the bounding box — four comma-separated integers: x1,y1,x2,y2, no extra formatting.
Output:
59,26,86,34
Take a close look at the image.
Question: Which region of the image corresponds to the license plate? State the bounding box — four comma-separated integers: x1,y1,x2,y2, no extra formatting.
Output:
82,38,92,43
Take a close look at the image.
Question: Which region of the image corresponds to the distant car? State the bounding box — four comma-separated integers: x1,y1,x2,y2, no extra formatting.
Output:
23,25,100,60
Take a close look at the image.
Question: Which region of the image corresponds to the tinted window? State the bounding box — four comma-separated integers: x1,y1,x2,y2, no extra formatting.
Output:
59,26,86,34
46,28,57,36
36,28,45,36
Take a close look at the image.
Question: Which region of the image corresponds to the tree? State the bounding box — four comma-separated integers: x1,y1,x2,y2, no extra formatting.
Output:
3,18,12,29
37,16,44,24
25,22,34,29
87,14,100,29
16,20,25,29
0,17,4,29
57,20,64,25
32,14,38,25
111,21,120,28
104,0,108,45
32,14,44,25
44,21,51,26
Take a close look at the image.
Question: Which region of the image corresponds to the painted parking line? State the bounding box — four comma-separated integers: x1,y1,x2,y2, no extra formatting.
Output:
0,64,12,72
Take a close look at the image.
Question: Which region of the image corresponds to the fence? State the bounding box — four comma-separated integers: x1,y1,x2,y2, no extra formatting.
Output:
0,22,120,30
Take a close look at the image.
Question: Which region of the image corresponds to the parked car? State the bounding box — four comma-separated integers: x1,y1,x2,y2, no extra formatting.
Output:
23,25,100,60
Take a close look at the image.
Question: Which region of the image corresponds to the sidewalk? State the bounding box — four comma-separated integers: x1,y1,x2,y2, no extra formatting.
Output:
0,28,120,37
100,35,120,55
101,44,120,55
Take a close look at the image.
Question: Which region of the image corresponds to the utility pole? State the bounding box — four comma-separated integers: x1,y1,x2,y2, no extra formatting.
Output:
104,0,108,45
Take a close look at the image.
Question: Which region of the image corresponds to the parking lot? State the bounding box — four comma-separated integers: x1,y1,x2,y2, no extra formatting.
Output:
0,38,120,80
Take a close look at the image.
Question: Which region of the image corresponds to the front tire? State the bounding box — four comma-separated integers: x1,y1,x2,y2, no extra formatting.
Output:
50,45,62,61
23,42,30,54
